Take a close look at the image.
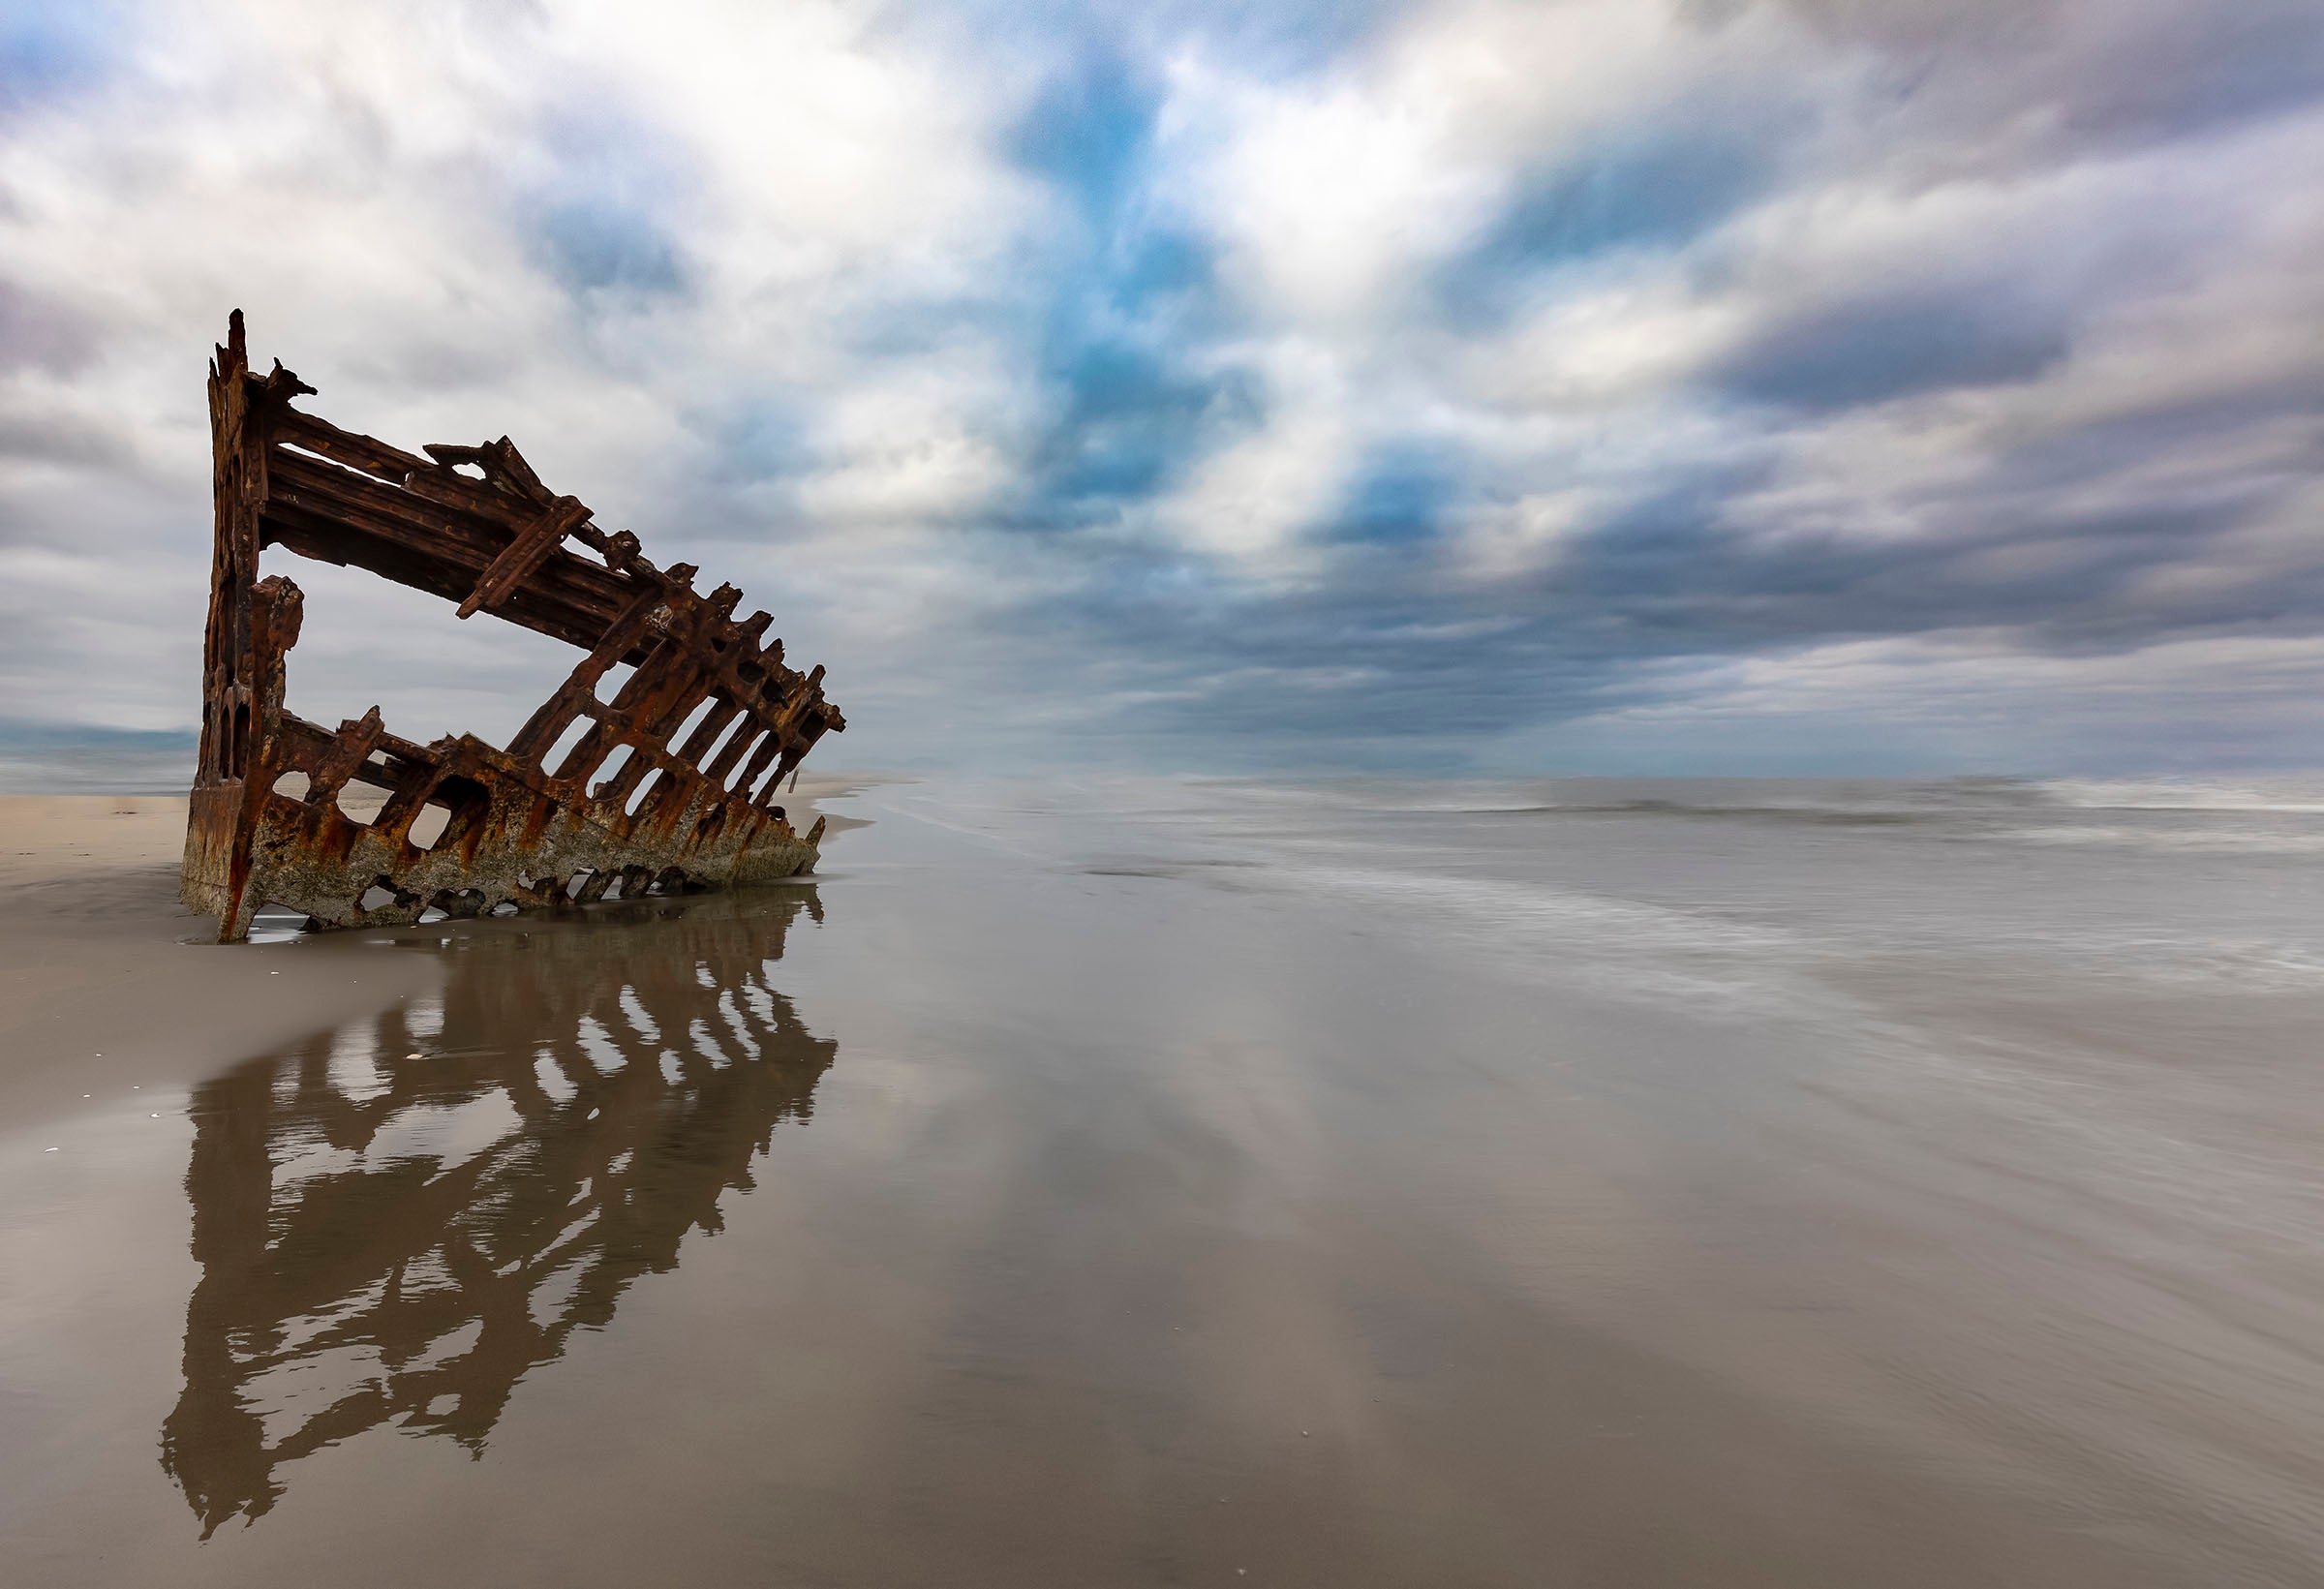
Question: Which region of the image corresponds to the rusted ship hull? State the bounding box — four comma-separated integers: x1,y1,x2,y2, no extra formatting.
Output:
183,313,845,941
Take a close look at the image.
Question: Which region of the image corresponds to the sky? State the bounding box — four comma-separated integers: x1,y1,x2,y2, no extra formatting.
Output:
1,0,2321,778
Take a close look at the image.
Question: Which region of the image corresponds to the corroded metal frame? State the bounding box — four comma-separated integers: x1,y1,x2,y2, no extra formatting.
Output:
182,313,845,940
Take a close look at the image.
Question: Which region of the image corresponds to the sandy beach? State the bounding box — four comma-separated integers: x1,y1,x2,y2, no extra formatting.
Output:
0,795,439,1137
3,776,2322,1587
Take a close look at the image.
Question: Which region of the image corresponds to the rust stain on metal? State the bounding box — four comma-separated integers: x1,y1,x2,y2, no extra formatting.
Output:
182,312,846,941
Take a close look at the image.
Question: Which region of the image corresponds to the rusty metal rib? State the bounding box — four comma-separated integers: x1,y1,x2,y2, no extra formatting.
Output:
180,311,846,942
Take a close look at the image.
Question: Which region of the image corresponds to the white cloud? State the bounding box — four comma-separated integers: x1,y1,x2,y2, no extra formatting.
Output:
0,0,2319,772
1447,487,1605,582
1559,630,2324,770
1162,0,1744,324
1147,342,1351,576
794,353,1025,526
0,0,1051,758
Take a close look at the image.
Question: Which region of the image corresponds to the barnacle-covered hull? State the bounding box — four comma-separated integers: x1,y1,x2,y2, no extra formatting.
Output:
183,313,845,941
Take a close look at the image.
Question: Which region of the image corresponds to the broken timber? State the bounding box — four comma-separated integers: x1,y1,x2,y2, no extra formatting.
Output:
182,312,845,941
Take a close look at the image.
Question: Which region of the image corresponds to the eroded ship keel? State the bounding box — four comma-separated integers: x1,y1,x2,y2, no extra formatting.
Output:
182,312,845,941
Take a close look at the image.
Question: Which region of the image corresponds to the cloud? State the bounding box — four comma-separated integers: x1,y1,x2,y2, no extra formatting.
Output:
1551,629,2324,774
0,0,2320,774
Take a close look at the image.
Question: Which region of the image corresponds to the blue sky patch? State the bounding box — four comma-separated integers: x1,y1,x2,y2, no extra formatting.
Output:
1330,444,1465,544
0,2,127,114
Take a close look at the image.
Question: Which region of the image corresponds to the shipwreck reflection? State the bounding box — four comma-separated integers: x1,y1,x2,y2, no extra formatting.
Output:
161,888,836,1537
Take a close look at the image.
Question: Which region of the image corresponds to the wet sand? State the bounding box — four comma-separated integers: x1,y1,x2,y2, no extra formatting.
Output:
2,779,2320,1586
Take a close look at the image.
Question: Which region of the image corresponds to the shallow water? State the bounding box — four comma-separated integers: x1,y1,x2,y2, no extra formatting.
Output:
3,776,2322,1586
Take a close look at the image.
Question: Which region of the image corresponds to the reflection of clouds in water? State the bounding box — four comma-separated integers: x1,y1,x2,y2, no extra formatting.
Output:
1261,855,1821,1020
160,890,836,1538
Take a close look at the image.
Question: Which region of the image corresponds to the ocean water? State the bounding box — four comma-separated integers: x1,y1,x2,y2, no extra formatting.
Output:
876,773,2324,1577
936,771,2324,1001
0,737,197,796
1024,770,2324,1239
4,775,2321,1586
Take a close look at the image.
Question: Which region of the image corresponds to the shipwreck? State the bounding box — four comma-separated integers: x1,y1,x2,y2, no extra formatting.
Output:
182,312,845,941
